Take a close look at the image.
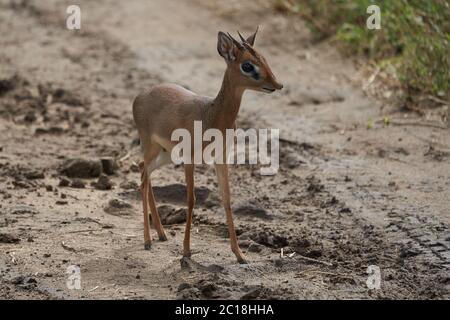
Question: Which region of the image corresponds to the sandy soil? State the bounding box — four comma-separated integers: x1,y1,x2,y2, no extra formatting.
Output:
0,0,449,300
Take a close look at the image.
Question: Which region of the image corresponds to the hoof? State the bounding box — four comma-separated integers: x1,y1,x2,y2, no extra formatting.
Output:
237,257,248,264
180,256,191,269
144,241,152,250
183,251,191,258
159,233,168,241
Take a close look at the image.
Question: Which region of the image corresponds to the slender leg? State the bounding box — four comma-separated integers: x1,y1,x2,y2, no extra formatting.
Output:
141,144,163,249
183,164,195,257
141,170,152,250
147,178,167,241
215,164,247,264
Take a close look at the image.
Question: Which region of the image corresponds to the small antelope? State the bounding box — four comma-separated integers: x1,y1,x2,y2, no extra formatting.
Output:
132,27,282,264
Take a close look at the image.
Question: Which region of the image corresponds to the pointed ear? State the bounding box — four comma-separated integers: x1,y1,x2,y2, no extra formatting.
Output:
246,26,259,46
217,31,236,62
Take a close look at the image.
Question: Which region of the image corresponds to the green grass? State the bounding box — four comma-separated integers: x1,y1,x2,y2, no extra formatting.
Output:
276,0,450,98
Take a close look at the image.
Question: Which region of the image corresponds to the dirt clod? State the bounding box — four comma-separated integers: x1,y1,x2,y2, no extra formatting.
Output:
119,180,139,190
101,157,118,175
60,158,102,178
59,177,70,187
233,204,272,220
52,88,86,107
158,205,186,225
0,77,16,95
104,199,133,216
92,174,113,190
0,233,21,244
70,179,85,189
153,184,210,205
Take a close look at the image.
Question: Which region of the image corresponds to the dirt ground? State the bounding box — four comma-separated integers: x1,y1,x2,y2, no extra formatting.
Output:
0,0,449,300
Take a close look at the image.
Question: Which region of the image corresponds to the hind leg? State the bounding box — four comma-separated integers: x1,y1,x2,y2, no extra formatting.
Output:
146,149,172,241
141,144,163,249
147,179,167,241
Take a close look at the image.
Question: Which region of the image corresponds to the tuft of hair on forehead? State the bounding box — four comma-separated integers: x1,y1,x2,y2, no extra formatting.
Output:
225,29,262,62
242,42,260,61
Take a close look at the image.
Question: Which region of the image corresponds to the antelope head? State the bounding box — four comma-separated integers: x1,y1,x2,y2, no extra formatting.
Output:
217,26,283,93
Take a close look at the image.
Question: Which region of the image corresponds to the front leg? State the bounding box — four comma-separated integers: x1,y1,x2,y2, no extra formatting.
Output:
183,164,195,257
214,164,247,264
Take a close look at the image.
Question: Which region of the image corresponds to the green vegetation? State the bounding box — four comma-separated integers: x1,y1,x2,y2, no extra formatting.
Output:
276,0,449,98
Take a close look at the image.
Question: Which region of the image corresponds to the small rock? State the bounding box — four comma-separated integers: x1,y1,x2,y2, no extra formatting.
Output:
0,77,16,95
109,198,132,209
241,286,262,300
284,153,305,169
60,158,102,178
178,282,191,291
130,163,140,173
0,233,20,244
52,88,85,106
197,281,219,298
59,177,70,187
45,185,53,191
24,111,37,123
24,170,44,180
399,247,420,259
56,200,68,205
233,204,272,220
35,126,65,135
93,174,113,190
339,207,352,214
119,180,139,190
248,243,263,253
244,229,288,248
12,179,32,189
11,276,25,285
27,277,37,284
239,240,253,248
204,192,221,208
104,199,133,216
101,157,118,175
306,249,322,258
70,179,85,189
158,205,186,225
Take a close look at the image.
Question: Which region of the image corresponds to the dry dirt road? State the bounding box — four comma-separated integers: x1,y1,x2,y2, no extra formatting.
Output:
0,0,449,299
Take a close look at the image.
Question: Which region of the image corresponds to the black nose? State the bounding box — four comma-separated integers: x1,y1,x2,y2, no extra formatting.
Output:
274,82,283,90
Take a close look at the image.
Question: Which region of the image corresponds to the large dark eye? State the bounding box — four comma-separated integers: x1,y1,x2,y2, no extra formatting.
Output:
241,62,254,73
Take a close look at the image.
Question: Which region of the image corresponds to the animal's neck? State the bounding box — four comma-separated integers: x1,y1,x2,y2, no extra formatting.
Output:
210,68,244,130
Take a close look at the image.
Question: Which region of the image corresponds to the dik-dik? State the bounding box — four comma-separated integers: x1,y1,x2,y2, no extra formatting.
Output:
132,28,282,264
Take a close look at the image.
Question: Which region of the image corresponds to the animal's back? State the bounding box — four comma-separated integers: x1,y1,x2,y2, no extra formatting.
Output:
132,83,211,148
133,83,192,127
